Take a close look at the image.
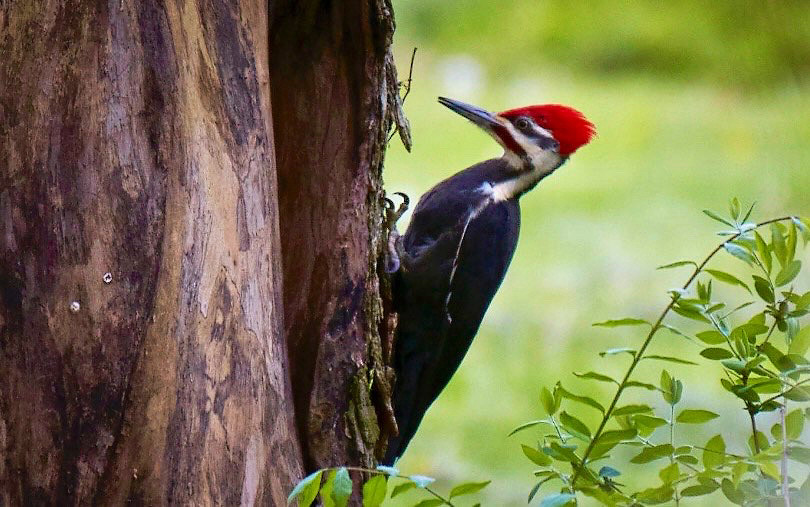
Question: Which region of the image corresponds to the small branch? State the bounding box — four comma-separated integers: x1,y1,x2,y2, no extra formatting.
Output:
761,377,810,406
669,403,680,506
401,47,417,103
570,216,794,487
748,406,761,454
425,486,455,507
780,389,791,506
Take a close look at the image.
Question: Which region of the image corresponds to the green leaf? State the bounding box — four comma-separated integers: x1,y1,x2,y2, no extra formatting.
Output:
645,355,697,365
787,221,798,263
721,359,747,373
626,380,658,390
574,371,617,384
787,409,805,440
409,475,436,489
288,470,323,506
659,462,680,484
413,500,444,507
319,470,336,507
788,446,810,464
676,454,699,465
702,435,726,469
599,347,636,358
759,461,780,479
596,428,637,444
362,475,387,507
775,260,802,287
789,326,810,356
390,481,416,498
548,442,579,463
721,478,745,504
375,465,398,477
637,485,675,504
658,260,697,270
592,317,650,327
557,384,605,414
794,216,810,244
672,304,711,323
613,404,652,416
661,324,693,342
522,444,552,466
331,468,352,507
681,483,719,496
729,197,741,221
705,269,751,293
449,481,490,498
540,492,575,507
696,330,728,345
752,275,775,303
559,411,591,440
772,223,788,267
700,347,734,360
630,444,674,464
508,419,552,437
540,387,556,416
755,232,772,274
598,466,621,478
724,242,756,266
703,209,734,227
748,431,770,454
634,414,669,430
761,342,795,372
676,409,719,424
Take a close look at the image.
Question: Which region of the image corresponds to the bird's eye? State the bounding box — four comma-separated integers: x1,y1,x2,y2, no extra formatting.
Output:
514,118,531,131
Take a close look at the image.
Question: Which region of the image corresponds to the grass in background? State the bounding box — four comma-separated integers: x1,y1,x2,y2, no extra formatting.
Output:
382,44,810,504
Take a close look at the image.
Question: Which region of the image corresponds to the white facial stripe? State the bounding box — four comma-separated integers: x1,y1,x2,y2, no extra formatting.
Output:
532,124,553,138
499,120,561,174
479,119,562,202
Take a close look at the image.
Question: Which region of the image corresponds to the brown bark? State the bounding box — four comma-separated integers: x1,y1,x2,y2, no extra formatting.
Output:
269,0,408,471
1,0,404,504
0,1,304,504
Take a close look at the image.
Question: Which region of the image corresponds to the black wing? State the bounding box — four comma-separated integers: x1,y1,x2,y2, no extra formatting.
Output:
384,176,520,464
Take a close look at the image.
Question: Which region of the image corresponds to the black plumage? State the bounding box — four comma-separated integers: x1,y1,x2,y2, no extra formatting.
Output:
383,158,532,465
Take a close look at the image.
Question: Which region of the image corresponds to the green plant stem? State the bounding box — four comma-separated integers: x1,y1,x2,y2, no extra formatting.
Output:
570,216,794,488
337,466,456,506
748,406,761,454
669,403,680,506
780,390,790,507
761,377,810,405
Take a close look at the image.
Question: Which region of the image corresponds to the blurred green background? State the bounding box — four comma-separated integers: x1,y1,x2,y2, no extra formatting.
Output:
383,1,810,504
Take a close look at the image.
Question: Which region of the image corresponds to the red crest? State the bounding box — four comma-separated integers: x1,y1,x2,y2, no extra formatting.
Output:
500,104,595,156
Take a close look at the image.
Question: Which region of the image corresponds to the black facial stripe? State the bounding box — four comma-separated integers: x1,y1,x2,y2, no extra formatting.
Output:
521,123,559,152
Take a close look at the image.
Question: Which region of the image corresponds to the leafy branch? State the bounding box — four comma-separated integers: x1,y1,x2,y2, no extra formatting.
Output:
571,214,796,487
517,201,810,505
287,464,490,507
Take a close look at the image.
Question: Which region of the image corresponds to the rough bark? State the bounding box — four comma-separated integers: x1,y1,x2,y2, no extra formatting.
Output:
270,0,408,471
0,1,302,504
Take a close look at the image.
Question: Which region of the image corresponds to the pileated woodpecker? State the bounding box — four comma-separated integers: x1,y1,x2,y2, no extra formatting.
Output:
383,97,595,465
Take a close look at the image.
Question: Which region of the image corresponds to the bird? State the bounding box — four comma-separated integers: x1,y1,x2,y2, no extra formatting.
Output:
382,96,595,465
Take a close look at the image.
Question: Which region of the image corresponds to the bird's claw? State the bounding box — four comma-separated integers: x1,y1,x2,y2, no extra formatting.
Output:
384,192,409,230
384,192,410,274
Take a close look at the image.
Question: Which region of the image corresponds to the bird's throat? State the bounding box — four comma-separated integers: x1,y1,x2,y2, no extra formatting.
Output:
488,152,562,201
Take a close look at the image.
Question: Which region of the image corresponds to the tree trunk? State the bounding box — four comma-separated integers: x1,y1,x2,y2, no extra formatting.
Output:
269,0,406,471
0,0,402,504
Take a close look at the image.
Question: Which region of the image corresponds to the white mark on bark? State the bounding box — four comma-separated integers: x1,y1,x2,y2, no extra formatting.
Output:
240,436,260,507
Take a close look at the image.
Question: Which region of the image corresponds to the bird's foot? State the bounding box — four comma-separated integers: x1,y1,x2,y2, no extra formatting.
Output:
384,192,409,273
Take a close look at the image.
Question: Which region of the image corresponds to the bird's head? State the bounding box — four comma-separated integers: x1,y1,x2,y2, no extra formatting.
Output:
438,97,595,171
